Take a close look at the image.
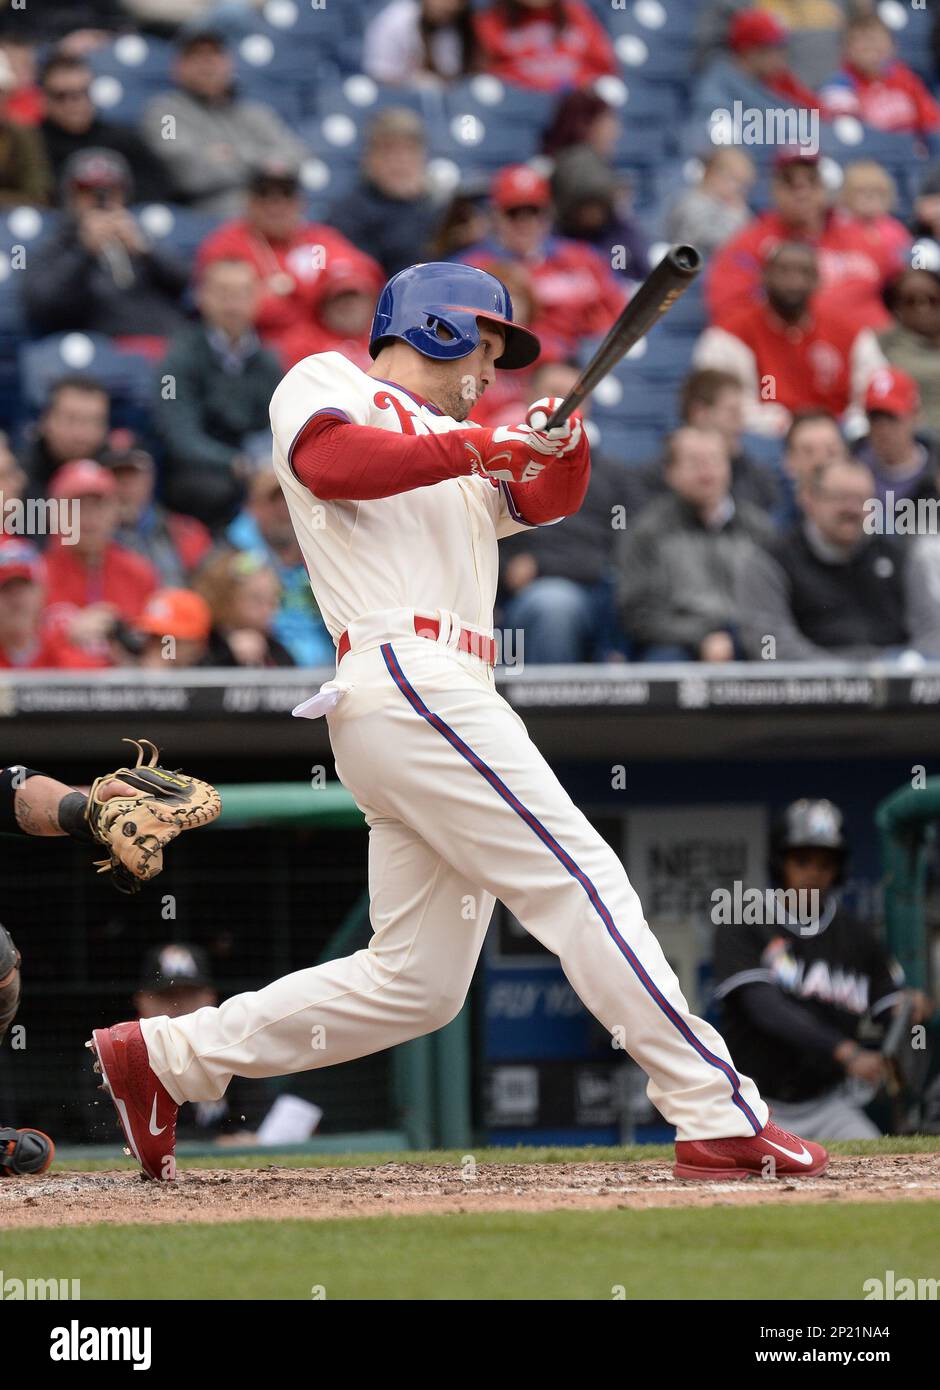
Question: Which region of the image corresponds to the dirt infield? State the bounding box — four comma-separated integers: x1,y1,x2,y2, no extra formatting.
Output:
1,1151,938,1228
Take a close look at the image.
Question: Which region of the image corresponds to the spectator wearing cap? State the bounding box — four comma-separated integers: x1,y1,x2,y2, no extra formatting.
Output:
0,50,50,205
624,368,783,521
363,0,478,87
156,257,283,531
695,241,886,436
22,147,188,340
852,367,940,514
821,14,940,152
278,249,385,371
102,435,212,586
706,151,904,334
140,27,307,217
0,543,99,669
618,426,774,663
226,468,334,667
38,53,169,206
42,459,158,664
194,549,294,668
195,164,375,360
461,163,625,359
327,108,442,277
134,588,211,669
20,375,109,504
693,10,825,134
474,0,616,92
737,456,940,660
878,268,940,438
666,148,756,258
693,1,853,92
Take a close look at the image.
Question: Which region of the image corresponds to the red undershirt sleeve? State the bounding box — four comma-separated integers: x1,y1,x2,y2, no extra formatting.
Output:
502,442,591,525
290,413,478,500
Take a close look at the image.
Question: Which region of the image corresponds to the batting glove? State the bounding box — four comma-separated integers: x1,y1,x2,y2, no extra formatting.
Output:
522,396,584,458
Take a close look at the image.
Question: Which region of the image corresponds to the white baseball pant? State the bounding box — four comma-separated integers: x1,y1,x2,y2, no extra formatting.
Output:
141,618,768,1141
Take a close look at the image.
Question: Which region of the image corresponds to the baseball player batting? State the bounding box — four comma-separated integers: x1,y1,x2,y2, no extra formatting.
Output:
90,262,828,1183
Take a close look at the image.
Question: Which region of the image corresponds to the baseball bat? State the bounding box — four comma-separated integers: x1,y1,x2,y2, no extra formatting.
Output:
544,244,703,430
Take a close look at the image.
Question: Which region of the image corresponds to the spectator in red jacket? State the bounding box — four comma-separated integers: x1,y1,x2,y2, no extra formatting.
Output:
460,163,626,359
706,150,904,333
195,163,369,359
821,14,940,154
695,241,887,436
0,542,99,669
693,9,825,133
278,249,385,371
474,0,616,92
42,459,158,664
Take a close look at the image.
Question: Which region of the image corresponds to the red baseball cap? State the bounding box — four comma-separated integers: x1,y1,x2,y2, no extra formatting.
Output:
135,589,211,642
774,147,820,172
865,366,920,417
492,165,551,212
729,11,788,53
0,541,43,588
48,458,116,499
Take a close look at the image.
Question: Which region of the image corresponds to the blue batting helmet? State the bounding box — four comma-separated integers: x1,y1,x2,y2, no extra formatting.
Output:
369,262,541,371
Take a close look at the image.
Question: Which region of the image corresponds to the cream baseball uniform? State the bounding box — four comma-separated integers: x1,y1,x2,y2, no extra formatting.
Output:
141,351,768,1141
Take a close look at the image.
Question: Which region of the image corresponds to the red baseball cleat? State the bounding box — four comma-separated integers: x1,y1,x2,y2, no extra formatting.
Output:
86,1021,178,1181
674,1120,829,1181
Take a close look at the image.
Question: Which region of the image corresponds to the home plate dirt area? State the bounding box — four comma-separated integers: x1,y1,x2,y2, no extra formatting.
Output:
1,1152,939,1228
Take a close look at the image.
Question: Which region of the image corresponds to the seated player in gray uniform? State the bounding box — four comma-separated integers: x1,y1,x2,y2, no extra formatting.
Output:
712,798,933,1141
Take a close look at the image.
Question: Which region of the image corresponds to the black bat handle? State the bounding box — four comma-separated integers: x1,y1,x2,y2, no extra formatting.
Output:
544,244,703,430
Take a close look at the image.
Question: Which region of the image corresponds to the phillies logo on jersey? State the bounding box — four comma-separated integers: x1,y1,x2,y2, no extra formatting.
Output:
373,391,430,436
807,340,844,391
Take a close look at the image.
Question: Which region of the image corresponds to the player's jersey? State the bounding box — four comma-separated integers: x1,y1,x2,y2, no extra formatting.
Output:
269,352,533,644
712,904,905,1101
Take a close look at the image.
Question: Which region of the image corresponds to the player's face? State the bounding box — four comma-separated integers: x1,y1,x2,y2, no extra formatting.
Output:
781,847,840,894
436,320,505,420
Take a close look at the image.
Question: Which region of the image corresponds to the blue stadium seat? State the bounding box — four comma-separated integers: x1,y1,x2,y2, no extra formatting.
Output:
132,204,224,266
19,335,155,415
445,78,557,136
87,35,173,124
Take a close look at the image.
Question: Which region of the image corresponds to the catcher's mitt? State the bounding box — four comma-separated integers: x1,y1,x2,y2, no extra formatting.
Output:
85,738,221,894
1,1126,54,1177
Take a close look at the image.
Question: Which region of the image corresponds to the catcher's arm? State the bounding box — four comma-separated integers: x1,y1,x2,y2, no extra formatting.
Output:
0,766,133,839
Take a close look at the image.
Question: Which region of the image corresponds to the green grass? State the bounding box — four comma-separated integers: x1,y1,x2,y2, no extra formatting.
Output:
3,1202,937,1300
54,1134,940,1173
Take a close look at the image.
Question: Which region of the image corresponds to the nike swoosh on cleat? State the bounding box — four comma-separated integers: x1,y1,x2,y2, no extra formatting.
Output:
764,1138,813,1165
149,1094,166,1137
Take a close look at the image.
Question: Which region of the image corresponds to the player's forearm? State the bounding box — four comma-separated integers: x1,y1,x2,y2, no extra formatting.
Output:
503,446,590,525
0,767,88,838
291,415,479,500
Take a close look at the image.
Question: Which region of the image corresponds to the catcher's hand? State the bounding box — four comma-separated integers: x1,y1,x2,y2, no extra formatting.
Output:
85,738,221,894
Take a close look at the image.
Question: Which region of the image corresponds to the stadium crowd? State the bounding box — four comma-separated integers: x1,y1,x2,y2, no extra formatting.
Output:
1,0,940,668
